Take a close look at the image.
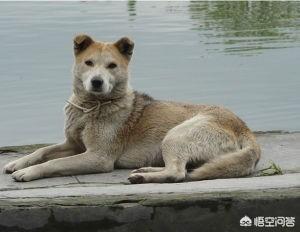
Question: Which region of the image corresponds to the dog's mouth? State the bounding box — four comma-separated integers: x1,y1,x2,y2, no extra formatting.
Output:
88,85,113,96
89,89,105,95
90,86,103,94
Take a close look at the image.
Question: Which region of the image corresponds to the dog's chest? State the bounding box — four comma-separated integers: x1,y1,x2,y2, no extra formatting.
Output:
83,117,120,146
65,106,127,152
64,107,87,147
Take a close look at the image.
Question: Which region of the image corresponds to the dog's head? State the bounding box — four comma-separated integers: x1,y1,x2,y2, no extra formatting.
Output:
72,34,134,99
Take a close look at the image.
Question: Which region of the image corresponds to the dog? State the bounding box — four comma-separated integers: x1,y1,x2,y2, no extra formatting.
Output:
3,34,261,184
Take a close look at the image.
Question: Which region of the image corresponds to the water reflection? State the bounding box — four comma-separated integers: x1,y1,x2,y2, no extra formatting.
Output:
189,1,300,55
127,0,136,19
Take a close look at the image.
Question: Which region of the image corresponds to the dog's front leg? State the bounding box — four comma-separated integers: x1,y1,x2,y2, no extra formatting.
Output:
3,141,78,174
11,151,114,182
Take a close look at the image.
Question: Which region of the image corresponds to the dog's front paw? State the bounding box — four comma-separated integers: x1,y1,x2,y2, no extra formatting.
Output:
3,159,28,174
3,161,16,174
12,166,42,182
128,173,145,184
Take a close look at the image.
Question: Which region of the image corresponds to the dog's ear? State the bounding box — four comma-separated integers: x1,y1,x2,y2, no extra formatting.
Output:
114,37,134,60
73,34,94,55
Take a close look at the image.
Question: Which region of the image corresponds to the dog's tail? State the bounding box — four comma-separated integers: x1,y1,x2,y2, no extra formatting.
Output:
186,131,261,181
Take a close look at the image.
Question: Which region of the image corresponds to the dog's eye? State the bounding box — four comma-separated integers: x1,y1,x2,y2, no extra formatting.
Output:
107,62,117,69
85,60,94,67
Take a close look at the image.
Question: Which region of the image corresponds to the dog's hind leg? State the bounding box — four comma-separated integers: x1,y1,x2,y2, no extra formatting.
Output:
128,114,256,184
128,159,186,184
128,130,192,183
128,115,210,184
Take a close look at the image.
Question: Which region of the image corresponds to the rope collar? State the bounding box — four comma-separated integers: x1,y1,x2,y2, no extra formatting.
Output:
66,98,117,113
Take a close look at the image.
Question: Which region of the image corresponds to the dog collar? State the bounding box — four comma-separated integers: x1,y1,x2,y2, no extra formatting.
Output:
66,100,112,113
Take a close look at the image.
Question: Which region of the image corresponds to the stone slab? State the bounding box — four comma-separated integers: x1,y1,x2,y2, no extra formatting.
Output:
0,132,299,232
0,173,299,199
255,132,300,173
0,132,299,190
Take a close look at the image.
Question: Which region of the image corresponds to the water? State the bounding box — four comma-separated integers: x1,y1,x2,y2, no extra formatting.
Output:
0,1,299,146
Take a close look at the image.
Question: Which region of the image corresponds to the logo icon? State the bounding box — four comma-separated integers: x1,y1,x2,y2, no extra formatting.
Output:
240,215,252,227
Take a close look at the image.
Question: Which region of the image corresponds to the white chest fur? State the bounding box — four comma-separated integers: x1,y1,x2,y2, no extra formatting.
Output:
65,103,131,155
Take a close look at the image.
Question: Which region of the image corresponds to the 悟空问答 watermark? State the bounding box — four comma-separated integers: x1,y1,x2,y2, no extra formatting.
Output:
240,215,295,228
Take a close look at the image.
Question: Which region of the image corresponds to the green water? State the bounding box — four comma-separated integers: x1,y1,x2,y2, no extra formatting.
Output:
0,1,299,146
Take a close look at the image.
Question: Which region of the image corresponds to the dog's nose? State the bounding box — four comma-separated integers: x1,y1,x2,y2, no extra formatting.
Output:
91,79,103,88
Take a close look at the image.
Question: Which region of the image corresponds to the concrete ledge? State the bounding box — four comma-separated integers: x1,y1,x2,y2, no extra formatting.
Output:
0,132,299,232
1,188,299,232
